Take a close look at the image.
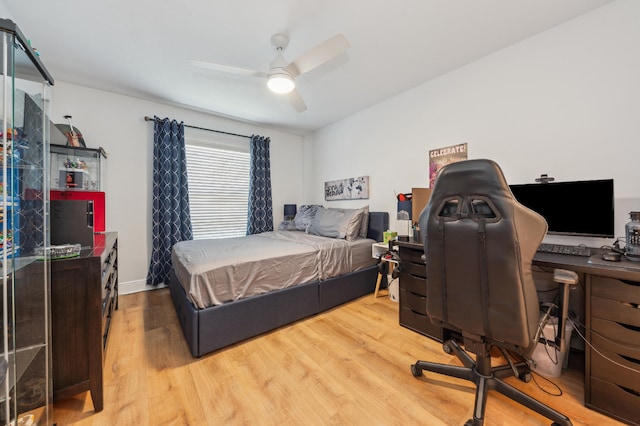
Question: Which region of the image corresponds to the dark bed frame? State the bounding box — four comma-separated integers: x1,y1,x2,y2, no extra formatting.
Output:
168,211,389,357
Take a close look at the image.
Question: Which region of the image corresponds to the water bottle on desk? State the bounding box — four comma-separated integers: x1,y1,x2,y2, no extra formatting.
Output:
625,211,640,262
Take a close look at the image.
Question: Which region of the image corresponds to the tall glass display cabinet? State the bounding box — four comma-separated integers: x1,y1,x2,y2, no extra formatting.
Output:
0,19,54,426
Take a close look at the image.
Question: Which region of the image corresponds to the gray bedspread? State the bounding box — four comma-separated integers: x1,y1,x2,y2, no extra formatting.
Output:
172,231,375,309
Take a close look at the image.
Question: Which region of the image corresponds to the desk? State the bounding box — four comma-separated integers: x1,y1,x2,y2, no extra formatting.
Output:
396,240,640,425
533,250,640,425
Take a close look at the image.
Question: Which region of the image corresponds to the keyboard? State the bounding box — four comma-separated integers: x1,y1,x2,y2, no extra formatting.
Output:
537,243,592,257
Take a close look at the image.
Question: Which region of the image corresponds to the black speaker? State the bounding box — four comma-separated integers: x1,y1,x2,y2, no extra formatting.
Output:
51,199,94,248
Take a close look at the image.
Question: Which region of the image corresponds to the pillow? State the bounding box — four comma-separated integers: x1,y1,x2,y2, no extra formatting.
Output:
307,207,365,240
344,207,368,241
307,207,348,238
359,205,370,238
293,205,322,231
278,220,298,231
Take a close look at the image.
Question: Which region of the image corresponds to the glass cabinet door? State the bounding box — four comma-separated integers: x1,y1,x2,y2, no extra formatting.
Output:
0,19,54,426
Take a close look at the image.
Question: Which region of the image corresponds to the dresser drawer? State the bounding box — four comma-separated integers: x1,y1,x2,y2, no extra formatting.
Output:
588,377,640,425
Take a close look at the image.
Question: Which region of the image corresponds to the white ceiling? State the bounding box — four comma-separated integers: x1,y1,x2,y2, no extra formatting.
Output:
4,0,613,134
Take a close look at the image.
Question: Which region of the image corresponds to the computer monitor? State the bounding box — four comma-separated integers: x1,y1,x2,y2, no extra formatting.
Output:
509,179,614,238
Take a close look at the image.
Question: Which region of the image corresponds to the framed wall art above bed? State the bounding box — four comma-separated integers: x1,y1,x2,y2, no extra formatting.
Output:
324,176,369,201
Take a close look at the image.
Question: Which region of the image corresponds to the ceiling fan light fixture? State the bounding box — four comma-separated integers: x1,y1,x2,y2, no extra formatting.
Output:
267,71,295,94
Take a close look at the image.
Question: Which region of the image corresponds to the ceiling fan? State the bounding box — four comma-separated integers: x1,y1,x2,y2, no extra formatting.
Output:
190,33,350,113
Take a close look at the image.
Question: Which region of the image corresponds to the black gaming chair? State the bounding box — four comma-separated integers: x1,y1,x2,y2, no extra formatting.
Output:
411,159,572,426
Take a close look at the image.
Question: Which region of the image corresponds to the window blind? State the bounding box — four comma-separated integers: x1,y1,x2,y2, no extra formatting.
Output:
185,133,250,239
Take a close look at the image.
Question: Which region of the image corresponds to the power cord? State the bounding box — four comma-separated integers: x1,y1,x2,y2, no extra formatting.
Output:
526,315,640,398
501,346,563,397
568,317,640,374
530,370,563,397
601,237,627,256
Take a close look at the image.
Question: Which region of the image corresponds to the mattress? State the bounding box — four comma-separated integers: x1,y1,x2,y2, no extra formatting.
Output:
172,231,376,309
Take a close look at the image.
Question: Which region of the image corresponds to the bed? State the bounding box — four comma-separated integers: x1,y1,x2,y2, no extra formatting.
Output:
168,209,389,357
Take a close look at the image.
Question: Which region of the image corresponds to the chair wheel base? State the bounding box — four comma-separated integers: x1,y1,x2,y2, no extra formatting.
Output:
519,372,532,383
410,364,423,377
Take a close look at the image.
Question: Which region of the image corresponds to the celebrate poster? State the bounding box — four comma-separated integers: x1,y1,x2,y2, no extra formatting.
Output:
428,143,468,188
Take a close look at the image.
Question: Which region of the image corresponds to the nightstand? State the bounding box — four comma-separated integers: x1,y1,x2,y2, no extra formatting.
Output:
372,242,398,299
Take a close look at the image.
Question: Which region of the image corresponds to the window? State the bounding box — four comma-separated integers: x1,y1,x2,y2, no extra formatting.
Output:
184,128,250,239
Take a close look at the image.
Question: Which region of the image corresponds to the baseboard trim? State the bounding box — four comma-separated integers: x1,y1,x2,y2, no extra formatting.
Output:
119,279,166,295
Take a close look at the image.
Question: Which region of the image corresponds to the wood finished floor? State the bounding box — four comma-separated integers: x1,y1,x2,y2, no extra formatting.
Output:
53,288,624,425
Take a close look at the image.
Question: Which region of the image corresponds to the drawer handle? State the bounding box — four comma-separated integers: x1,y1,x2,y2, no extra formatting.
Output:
619,353,640,366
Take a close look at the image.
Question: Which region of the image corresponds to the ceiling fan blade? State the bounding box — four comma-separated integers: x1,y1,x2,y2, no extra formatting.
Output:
287,89,307,113
190,60,266,78
285,34,350,77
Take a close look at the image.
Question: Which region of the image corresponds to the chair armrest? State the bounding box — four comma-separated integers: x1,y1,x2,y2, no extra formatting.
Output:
552,269,579,352
553,269,578,285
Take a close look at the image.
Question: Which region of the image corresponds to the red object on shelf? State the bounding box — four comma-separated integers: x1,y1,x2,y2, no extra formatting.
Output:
50,190,105,232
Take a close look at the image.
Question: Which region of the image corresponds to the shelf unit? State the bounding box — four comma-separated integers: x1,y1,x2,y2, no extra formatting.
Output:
49,144,102,192
0,19,54,426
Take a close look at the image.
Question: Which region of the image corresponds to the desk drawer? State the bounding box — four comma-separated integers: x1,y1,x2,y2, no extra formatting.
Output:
404,260,426,278
591,317,640,351
590,331,640,394
400,272,427,296
591,275,640,305
399,306,444,342
400,247,425,263
400,288,426,314
588,377,640,425
591,296,640,328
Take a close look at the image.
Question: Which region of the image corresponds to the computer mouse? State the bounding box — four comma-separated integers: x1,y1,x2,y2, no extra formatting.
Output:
601,252,621,262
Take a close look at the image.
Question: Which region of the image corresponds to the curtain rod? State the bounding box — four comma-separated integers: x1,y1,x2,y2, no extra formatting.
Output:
144,116,252,139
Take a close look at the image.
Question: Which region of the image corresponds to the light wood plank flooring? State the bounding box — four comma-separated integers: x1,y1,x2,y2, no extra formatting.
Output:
53,289,624,425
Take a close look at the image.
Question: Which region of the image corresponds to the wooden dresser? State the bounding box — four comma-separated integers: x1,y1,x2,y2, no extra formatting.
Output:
395,241,446,342
51,232,118,412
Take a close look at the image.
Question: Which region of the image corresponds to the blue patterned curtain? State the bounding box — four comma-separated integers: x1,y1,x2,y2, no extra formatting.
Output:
146,116,193,285
246,135,273,234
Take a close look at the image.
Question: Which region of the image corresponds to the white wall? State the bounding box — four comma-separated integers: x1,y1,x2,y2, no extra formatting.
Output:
308,0,640,249
51,82,305,292
0,3,11,18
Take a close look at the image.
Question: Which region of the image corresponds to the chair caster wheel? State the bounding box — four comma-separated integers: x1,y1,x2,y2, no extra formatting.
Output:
464,419,474,426
519,372,532,383
410,364,423,377
442,342,452,354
